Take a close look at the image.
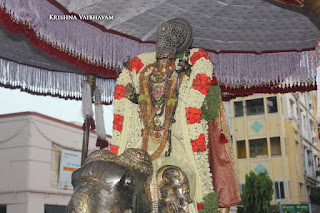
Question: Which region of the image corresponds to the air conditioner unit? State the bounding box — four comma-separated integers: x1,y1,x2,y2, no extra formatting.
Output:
312,137,318,143
309,103,314,109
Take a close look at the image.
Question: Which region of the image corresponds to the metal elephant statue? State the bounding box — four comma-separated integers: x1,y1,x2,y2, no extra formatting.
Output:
65,148,192,213
65,148,153,213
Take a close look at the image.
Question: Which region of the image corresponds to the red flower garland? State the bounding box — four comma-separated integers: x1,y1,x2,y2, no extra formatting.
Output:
186,107,202,124
197,203,204,210
190,49,212,65
129,57,144,73
191,134,207,152
114,84,126,100
113,114,124,132
110,144,119,155
193,74,212,95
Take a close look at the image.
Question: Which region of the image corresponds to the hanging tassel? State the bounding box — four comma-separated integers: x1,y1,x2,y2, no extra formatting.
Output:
94,87,109,149
219,131,228,144
96,137,109,149
81,81,95,130
82,117,96,130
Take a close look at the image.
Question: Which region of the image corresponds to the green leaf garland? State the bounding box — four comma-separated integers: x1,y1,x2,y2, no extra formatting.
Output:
201,85,221,122
198,191,219,213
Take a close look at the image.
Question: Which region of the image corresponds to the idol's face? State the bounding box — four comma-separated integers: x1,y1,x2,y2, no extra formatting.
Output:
154,58,176,75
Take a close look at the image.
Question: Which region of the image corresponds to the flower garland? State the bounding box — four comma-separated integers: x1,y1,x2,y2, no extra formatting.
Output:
111,48,217,203
110,144,119,155
112,114,124,132
173,48,217,201
190,49,213,65
184,49,220,200
186,108,202,124
129,57,144,73
191,134,206,152
201,85,222,122
114,85,126,100
193,74,212,95
112,53,156,153
197,191,219,213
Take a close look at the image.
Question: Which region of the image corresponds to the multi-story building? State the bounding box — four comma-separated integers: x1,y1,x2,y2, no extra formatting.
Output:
282,92,320,198
227,91,320,207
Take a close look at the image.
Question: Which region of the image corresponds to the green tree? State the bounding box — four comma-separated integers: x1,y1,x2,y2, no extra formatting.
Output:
309,187,320,205
242,171,273,213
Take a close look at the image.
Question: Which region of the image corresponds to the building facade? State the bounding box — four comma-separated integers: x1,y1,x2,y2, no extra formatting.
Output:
0,112,105,213
228,91,320,207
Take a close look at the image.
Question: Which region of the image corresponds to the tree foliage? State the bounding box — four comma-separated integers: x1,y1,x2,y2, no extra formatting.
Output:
242,171,273,213
309,187,320,205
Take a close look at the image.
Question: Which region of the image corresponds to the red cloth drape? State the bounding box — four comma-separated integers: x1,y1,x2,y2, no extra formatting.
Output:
207,110,241,208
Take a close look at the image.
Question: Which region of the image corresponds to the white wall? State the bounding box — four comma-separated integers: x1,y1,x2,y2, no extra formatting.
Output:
0,112,99,213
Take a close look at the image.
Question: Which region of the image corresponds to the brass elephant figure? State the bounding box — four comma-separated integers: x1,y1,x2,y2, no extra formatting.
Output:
65,148,153,213
65,148,192,213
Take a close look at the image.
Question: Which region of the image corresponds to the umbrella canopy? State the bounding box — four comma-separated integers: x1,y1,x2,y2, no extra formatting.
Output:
0,0,319,102
54,0,320,53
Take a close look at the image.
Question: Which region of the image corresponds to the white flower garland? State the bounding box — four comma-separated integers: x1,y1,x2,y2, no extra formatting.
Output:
182,48,215,200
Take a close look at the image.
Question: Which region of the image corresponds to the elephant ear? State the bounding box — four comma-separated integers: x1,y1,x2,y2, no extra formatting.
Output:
118,170,135,210
71,166,85,189
131,172,152,213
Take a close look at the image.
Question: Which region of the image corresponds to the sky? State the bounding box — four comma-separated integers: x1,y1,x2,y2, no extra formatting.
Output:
0,87,114,135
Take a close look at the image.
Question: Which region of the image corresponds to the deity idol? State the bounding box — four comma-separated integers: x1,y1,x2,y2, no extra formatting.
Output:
111,18,241,212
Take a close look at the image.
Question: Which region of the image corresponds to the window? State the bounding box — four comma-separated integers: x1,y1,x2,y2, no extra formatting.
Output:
237,140,246,159
234,101,244,117
246,98,264,116
271,137,281,156
249,138,268,158
45,205,66,213
307,150,312,167
267,96,278,113
274,180,285,200
0,205,6,213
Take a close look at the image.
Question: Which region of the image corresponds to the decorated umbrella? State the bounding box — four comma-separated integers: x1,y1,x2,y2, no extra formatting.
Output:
1,0,320,98
1,0,320,160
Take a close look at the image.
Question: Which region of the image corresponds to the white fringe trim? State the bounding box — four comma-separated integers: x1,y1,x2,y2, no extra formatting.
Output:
0,58,116,103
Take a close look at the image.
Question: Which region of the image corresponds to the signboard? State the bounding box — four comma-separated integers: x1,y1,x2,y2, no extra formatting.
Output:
282,204,310,213
58,149,81,189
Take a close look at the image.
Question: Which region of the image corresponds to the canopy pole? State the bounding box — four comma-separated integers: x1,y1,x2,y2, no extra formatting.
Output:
81,74,96,166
